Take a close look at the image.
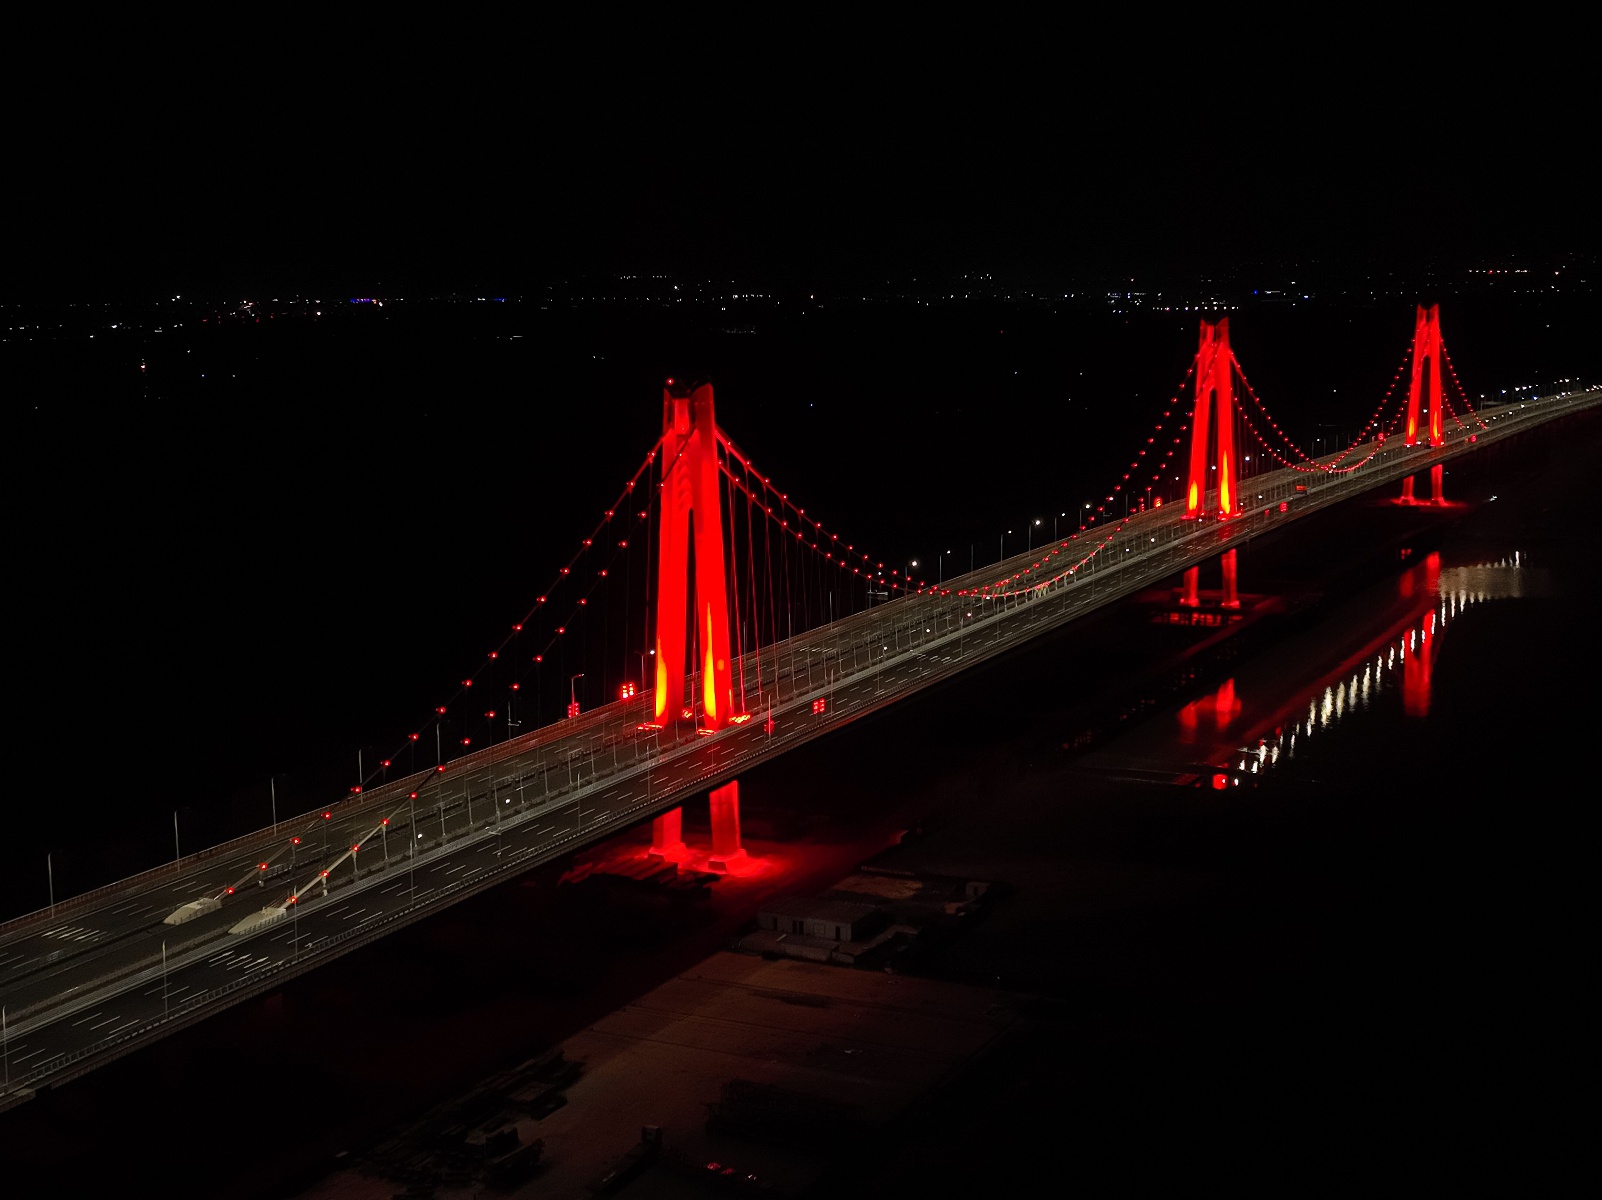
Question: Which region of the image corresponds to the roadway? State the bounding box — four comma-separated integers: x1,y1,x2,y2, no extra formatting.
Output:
2,385,1596,1103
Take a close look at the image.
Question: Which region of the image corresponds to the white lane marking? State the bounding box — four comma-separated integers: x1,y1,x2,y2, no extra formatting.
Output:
339,908,367,922
70,1011,105,1026
88,1015,122,1030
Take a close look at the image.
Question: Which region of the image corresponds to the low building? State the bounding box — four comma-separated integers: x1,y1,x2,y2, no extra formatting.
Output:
756,896,884,944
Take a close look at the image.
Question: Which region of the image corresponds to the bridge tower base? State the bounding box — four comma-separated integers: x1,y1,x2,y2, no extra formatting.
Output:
707,780,747,872
648,807,687,862
1221,548,1240,609
1398,464,1446,506
1180,566,1200,607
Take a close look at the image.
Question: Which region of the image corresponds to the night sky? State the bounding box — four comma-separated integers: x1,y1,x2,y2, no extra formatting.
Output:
6,29,1594,300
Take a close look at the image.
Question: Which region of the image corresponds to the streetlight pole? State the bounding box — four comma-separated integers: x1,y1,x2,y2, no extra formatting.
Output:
569,673,584,718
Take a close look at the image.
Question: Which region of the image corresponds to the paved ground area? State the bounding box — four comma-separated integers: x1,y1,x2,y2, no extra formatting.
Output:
295,950,1013,1198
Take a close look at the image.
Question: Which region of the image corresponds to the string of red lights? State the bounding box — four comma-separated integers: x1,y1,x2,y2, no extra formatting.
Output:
1230,346,1410,474
1438,344,1490,433
345,312,1489,796
716,430,936,596
958,357,1204,597
351,438,668,791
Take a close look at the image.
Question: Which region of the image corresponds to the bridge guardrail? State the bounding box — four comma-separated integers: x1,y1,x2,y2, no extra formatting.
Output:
4,387,1597,1064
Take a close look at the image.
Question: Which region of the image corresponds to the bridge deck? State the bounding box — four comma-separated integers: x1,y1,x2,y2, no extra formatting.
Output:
2,387,1596,1105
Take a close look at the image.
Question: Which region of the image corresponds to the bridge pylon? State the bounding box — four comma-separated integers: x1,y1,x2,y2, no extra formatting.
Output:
1185,318,1241,519
647,379,749,872
652,379,736,730
1179,320,1245,609
1404,304,1445,448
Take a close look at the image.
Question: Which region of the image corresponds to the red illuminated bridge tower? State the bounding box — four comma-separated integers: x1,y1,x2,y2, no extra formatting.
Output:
1400,304,1447,504
648,379,746,870
652,380,735,729
1180,318,1243,608
1185,317,1241,521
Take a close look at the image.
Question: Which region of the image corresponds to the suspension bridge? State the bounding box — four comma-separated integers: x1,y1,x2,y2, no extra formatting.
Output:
2,307,1596,1104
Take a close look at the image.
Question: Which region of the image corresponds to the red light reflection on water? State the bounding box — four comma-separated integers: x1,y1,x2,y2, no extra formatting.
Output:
1403,609,1437,718
1177,677,1242,743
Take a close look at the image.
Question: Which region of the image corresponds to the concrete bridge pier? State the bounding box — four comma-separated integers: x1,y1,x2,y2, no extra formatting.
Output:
648,808,688,862
1180,565,1201,607
1221,548,1240,609
707,781,747,873
1398,464,1446,505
